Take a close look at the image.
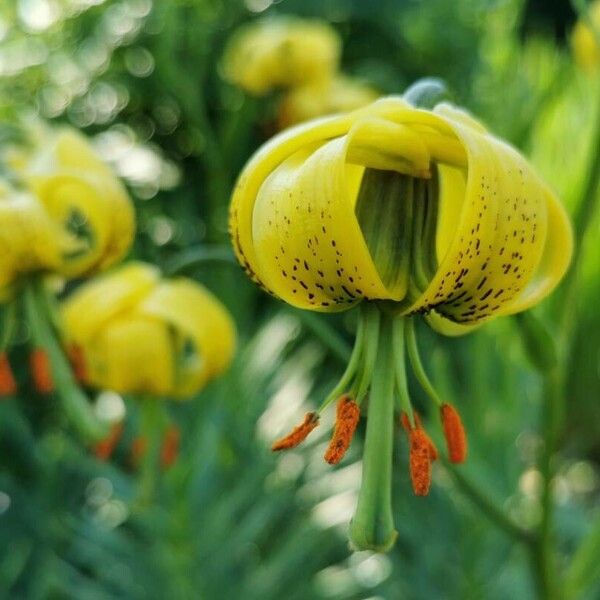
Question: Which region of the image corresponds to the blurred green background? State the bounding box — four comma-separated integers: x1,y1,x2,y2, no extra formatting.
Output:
1,0,600,598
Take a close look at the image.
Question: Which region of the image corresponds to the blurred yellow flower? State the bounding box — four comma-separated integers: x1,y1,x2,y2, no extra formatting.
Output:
230,96,572,335
572,0,600,70
16,127,135,277
222,17,341,95
61,262,236,398
278,75,380,129
0,183,78,299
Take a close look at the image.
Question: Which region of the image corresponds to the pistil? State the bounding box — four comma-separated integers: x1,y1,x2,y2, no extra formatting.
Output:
349,310,397,552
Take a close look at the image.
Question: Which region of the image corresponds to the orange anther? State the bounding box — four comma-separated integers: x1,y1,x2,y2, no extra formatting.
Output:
160,425,181,469
401,411,438,495
30,348,54,393
0,352,17,396
130,436,148,468
94,422,124,461
401,411,438,461
68,344,87,384
441,403,467,463
324,395,360,465
409,429,433,496
272,412,319,451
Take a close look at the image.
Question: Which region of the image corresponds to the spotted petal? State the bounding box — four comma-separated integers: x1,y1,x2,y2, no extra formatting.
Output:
230,96,572,331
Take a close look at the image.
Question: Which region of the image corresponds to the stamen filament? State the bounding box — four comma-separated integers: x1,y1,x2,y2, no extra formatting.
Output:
349,311,398,552
353,304,380,402
319,309,366,412
391,316,415,427
405,318,443,406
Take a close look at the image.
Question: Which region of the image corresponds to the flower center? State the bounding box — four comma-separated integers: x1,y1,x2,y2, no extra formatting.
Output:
355,167,440,306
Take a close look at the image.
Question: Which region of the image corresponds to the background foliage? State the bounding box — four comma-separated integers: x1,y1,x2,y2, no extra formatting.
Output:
1,0,600,598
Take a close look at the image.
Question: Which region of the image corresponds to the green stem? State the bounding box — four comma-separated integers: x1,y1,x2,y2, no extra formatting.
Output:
405,318,443,407
37,282,64,336
564,508,600,598
533,368,564,600
514,312,557,374
558,85,600,343
533,70,600,600
349,309,398,552
0,300,18,352
136,397,166,507
443,457,536,546
22,278,106,442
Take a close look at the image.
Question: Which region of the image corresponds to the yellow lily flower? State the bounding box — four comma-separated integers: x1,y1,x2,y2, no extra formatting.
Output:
278,75,380,129
61,262,236,398
17,127,135,277
572,0,600,70
0,183,77,299
231,95,572,333
222,17,341,95
229,90,573,552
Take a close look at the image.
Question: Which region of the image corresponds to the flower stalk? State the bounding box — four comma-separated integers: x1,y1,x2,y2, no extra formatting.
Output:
22,277,106,442
137,397,166,506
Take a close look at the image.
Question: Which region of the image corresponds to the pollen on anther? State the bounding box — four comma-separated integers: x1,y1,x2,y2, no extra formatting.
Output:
160,425,181,469
410,429,433,496
272,412,319,451
401,412,438,495
94,422,124,461
68,344,88,384
324,395,360,465
441,403,468,463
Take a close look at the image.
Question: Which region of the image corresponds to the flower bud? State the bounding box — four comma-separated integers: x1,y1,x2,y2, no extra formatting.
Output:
572,1,600,71
278,76,379,129
222,17,341,95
